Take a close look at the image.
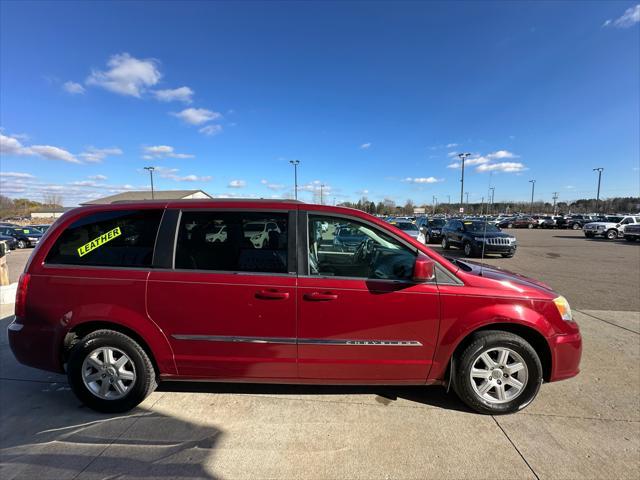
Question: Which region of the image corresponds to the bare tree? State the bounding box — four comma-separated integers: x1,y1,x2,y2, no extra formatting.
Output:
42,194,63,207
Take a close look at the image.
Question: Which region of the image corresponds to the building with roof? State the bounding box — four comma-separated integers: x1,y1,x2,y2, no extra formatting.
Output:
30,207,75,219
80,190,212,206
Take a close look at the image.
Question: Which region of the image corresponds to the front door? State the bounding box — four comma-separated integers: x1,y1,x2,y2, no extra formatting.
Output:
298,213,440,382
147,209,297,379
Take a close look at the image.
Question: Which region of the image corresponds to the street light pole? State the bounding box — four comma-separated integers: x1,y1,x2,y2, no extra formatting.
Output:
289,160,300,200
489,187,495,214
458,153,471,208
593,168,603,212
144,166,155,200
529,180,536,215
552,192,559,215
465,192,469,205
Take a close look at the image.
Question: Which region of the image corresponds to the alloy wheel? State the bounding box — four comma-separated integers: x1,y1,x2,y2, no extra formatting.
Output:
469,347,528,404
81,347,136,400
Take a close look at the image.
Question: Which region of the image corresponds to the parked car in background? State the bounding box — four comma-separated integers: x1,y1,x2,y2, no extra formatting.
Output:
623,223,640,242
498,216,536,229
0,233,18,250
32,224,52,233
565,215,594,230
417,217,447,244
392,221,420,239
8,200,581,415
0,226,43,248
441,219,517,257
583,216,639,240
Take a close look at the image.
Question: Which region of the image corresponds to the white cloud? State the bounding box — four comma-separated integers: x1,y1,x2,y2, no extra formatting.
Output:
199,124,223,136
154,166,211,182
70,180,99,187
447,155,490,169
152,86,194,104
0,171,35,179
228,179,246,188
603,4,640,28
447,151,460,158
260,179,285,190
88,174,108,181
298,180,332,193
0,133,28,155
79,147,123,163
86,53,161,97
142,145,194,159
360,142,372,149
476,162,527,173
403,177,444,184
487,150,518,160
29,145,80,163
63,81,86,94
446,143,458,148
172,107,222,125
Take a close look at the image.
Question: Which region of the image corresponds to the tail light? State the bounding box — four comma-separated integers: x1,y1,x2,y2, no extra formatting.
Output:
15,273,30,318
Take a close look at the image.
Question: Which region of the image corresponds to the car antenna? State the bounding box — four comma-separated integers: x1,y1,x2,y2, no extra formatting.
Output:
479,173,494,277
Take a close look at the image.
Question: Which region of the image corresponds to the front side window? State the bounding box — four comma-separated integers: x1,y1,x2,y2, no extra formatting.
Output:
46,210,163,267
308,215,416,280
175,211,288,273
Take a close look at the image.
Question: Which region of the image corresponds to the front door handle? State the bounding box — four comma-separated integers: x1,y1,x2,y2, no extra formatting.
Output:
304,292,338,301
255,289,290,300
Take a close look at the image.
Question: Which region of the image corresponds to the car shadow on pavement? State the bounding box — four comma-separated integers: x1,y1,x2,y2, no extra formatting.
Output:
158,381,471,413
0,312,223,479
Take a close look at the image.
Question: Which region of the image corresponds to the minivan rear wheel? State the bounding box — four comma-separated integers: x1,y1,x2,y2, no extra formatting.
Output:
67,329,157,413
452,330,542,414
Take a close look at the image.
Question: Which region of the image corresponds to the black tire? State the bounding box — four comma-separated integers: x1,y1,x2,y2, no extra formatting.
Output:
67,329,157,413
452,330,543,415
528,223,534,229
605,229,618,240
463,241,475,257
425,234,430,244
507,223,513,228
441,237,450,250
572,223,581,230
17,240,26,249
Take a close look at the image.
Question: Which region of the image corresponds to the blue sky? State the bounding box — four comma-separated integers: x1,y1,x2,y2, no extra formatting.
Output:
1,1,639,206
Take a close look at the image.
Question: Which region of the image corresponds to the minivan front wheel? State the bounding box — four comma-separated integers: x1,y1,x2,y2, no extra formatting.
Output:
452,331,542,414
67,329,157,413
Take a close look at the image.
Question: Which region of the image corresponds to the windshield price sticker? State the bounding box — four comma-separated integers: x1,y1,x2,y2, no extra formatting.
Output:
77,227,122,257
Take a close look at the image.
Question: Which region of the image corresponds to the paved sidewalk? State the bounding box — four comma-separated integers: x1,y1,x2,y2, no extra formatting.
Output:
1,305,638,479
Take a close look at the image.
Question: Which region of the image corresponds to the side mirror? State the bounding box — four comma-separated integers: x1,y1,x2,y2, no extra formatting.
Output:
413,256,435,282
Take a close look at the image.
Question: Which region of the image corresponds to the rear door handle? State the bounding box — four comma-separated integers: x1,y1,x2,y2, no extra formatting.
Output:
304,292,338,301
255,289,290,300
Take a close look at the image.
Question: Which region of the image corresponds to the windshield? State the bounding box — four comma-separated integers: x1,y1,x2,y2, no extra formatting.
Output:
244,223,265,232
463,221,500,233
16,227,41,235
430,219,446,227
395,223,418,231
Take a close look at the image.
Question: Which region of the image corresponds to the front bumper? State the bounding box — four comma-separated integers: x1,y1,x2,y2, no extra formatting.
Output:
474,242,517,254
549,331,582,381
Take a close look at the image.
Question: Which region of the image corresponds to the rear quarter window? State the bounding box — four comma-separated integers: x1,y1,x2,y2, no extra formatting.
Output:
45,209,163,267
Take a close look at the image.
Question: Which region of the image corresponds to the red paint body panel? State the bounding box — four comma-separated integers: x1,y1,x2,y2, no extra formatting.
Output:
147,270,297,378
8,200,582,388
297,276,439,381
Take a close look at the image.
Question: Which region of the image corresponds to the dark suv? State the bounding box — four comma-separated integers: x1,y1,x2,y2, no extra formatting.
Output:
417,217,447,244
564,215,594,230
0,226,44,249
441,219,517,257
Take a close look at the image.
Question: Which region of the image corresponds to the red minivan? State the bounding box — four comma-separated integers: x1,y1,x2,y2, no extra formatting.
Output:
8,200,581,414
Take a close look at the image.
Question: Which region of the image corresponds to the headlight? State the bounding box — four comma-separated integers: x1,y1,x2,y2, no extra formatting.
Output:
28,237,38,241
553,296,573,322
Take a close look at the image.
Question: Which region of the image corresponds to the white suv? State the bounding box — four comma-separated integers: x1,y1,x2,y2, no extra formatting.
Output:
583,216,640,240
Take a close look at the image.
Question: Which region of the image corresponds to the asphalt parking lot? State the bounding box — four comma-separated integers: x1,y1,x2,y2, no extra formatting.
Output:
1,229,638,479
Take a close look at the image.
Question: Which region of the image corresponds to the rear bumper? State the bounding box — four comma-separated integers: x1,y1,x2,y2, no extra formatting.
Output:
7,318,64,373
548,331,582,382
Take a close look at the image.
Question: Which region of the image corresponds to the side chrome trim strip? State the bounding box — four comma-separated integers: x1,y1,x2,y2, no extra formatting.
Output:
171,334,422,346
172,335,297,344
